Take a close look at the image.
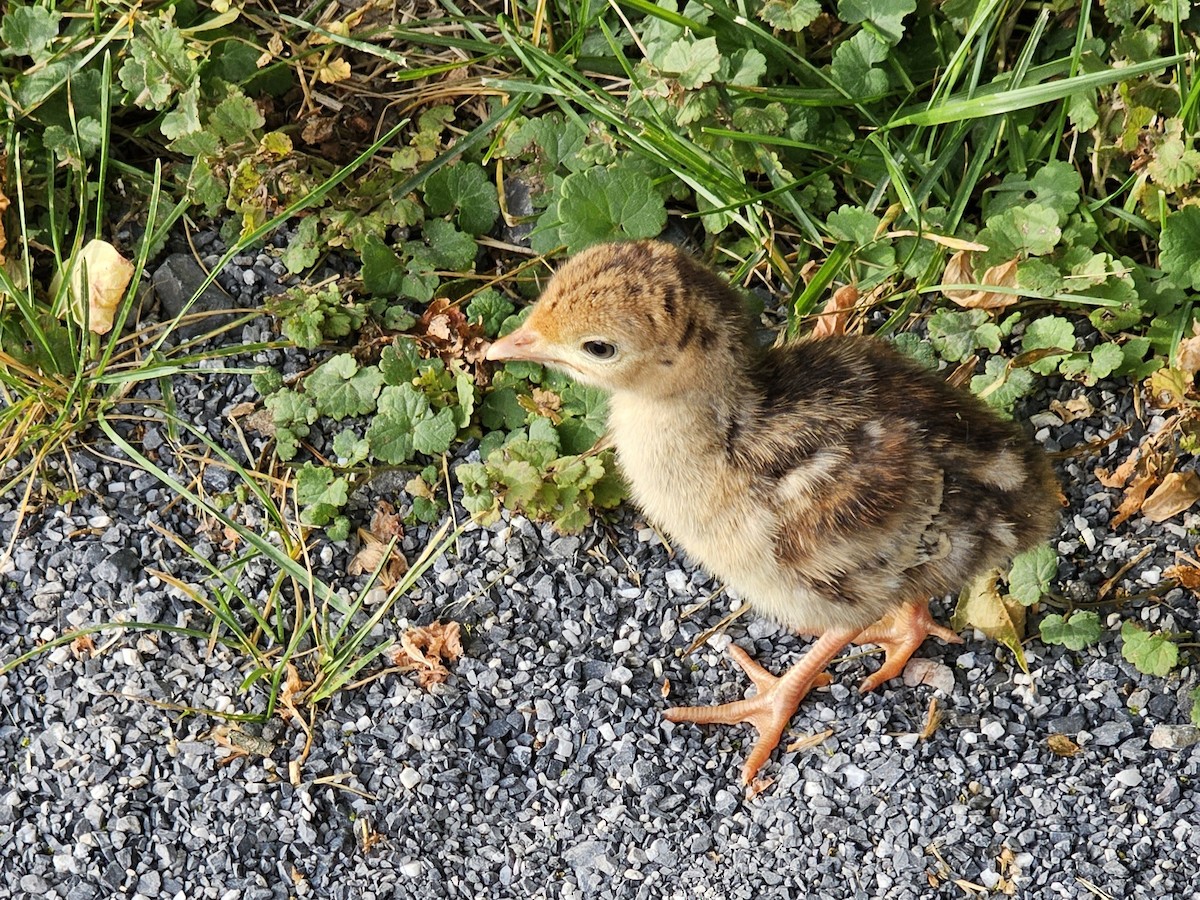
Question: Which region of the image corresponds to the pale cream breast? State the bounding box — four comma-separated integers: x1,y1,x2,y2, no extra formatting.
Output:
607,393,872,633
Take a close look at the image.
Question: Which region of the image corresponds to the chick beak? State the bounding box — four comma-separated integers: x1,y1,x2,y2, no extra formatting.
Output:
485,324,549,363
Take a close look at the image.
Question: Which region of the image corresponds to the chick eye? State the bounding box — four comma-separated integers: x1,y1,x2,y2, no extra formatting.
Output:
582,339,617,360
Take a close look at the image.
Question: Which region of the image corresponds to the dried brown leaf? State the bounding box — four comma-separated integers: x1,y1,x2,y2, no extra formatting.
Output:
370,500,404,542
52,239,135,335
348,528,408,586
902,658,955,694
810,284,859,339
919,697,943,741
1164,563,1200,592
0,186,8,264
660,678,671,699
1111,471,1159,529
1095,445,1141,489
350,504,408,586
416,298,488,368
280,662,308,717
942,252,1020,309
1140,470,1200,522
746,775,775,799
784,728,834,753
797,259,821,286
388,620,463,688
1048,396,1095,423
1047,733,1082,757
70,633,96,659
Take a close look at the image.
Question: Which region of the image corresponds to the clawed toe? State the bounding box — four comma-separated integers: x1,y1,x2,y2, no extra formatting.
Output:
664,630,858,783
856,599,962,693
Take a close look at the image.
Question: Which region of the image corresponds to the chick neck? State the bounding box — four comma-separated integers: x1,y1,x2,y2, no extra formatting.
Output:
605,310,760,456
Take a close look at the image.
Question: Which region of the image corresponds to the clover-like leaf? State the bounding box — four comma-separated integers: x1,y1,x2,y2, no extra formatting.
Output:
361,236,406,296
659,36,722,90
412,405,458,456
480,385,529,431
118,16,198,110
758,0,821,31
282,217,322,275
927,308,1001,362
988,161,1083,224
208,88,264,144
1020,315,1076,375
366,383,430,464
983,204,1062,257
1120,621,1179,677
1039,611,1102,651
424,162,499,236
1,5,61,59
1007,544,1058,606
466,290,515,338
305,354,384,420
423,219,477,271
500,113,588,175
1148,133,1200,192
295,463,350,527
839,0,917,44
1161,206,1200,291
826,205,879,244
380,340,421,385
830,31,888,97
534,165,667,255
332,429,370,467
730,48,768,86
160,81,202,142
971,356,1036,413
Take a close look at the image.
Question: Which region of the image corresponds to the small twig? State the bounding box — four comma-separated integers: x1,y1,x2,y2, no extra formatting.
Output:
681,601,749,657
1097,545,1155,601
784,728,834,753
1076,877,1116,900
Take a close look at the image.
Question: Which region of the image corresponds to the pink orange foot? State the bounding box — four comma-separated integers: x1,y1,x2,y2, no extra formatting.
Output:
854,598,962,693
664,629,856,784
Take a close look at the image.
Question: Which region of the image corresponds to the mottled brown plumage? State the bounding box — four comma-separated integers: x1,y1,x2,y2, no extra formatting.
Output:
486,240,1059,782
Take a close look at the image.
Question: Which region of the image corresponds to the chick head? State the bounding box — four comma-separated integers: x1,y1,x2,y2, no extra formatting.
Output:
485,241,745,394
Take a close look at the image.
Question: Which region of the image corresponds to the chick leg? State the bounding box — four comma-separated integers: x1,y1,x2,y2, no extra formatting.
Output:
664,628,861,784
853,598,963,693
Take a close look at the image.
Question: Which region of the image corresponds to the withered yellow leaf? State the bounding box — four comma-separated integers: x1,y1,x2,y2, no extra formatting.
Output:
317,58,351,84
1111,471,1157,529
53,239,135,335
1177,322,1200,379
950,570,1028,673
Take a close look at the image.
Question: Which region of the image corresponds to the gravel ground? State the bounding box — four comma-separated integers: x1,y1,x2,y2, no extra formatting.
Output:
2,240,1200,900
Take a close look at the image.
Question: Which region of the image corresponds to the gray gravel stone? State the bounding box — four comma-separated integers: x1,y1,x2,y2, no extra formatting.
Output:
1150,724,1200,750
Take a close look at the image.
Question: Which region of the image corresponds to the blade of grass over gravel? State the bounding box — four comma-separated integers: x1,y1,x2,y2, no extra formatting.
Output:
98,415,354,617
309,520,461,704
